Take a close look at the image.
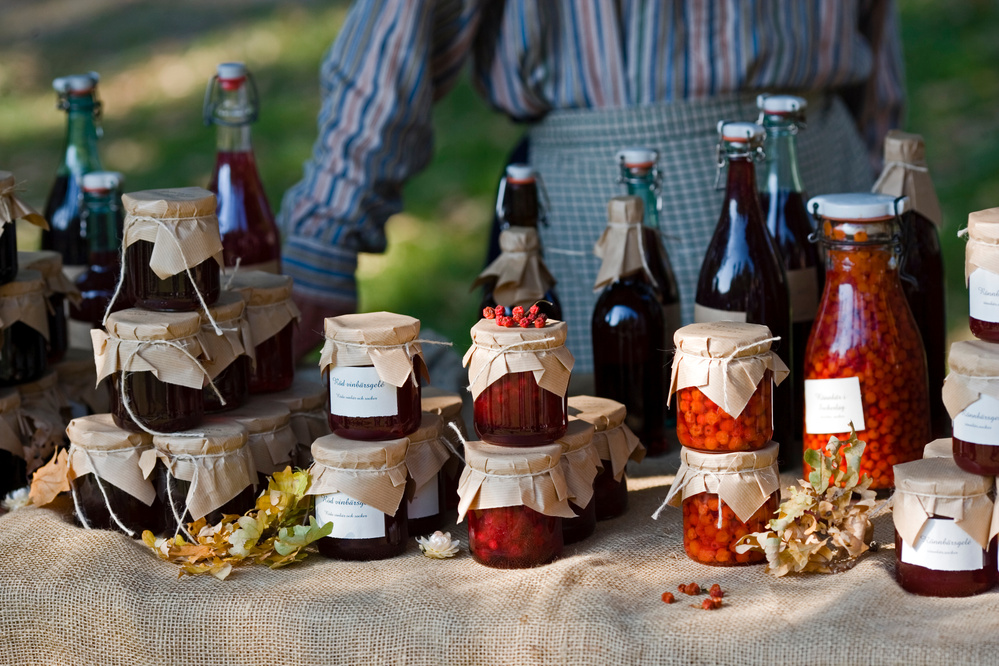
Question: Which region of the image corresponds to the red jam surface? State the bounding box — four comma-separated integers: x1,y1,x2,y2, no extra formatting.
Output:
110,370,205,433
0,322,48,387
677,371,772,452
316,502,408,561
467,504,562,568
594,466,628,521
126,240,220,312
473,371,568,446
895,530,997,597
327,367,421,441
563,497,596,545
952,437,999,476
970,317,999,342
682,491,778,566
73,472,163,536
248,322,294,394
204,355,249,413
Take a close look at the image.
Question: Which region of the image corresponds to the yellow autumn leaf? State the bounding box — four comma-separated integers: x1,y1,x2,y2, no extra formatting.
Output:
28,449,70,507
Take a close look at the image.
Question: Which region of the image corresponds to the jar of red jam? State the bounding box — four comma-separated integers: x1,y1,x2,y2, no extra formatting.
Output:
804,194,930,489
661,442,780,566
893,457,996,597
671,321,788,452
153,421,256,532
199,290,252,413
557,419,600,544
17,370,68,476
422,386,466,512
459,440,574,568
0,171,46,286
67,413,162,536
0,388,26,496
227,270,299,394
965,207,999,342
405,413,449,536
0,269,50,387
567,395,645,521
321,312,424,440
54,347,108,419
308,433,410,561
209,399,296,487
267,377,330,468
944,340,999,475
19,250,80,364
464,318,573,446
98,308,208,434
121,187,222,312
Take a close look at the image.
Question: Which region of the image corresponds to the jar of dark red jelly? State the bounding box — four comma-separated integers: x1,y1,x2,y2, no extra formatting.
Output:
267,377,330,468
153,421,256,532
309,433,410,561
55,347,108,419
322,312,424,440
0,269,49,387
405,413,449,536
558,419,600,545
19,250,79,364
227,270,299,394
101,308,207,433
0,388,26,496
893,457,996,597
965,207,999,342
67,413,162,536
209,399,296,487
121,187,221,312
421,386,466,512
465,318,572,446
944,340,999,475
199,290,251,413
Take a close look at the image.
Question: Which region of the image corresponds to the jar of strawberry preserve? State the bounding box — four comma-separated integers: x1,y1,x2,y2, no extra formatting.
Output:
96,308,209,433
267,377,330,468
121,187,222,312
965,207,999,341
67,414,162,536
671,321,788,451
464,318,573,446
0,389,26,496
459,440,575,568
19,250,80,364
321,312,425,440
198,290,252,413
659,442,780,566
943,340,999,475
804,194,930,490
308,433,410,560
0,269,49,387
227,270,300,394
893,457,996,597
557,419,600,544
404,413,449,535
210,399,296,487
422,386,466,511
567,395,645,521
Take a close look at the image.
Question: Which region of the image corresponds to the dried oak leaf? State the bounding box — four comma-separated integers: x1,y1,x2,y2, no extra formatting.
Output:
28,449,70,507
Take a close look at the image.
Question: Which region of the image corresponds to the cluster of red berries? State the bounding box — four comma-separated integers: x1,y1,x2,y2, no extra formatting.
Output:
662,582,725,610
483,304,547,329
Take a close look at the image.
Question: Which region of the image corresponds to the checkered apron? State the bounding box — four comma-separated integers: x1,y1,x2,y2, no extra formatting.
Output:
528,93,873,374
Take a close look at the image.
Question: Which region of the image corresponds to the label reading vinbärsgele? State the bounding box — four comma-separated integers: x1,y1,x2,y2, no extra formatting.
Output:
969,268,999,323
315,492,386,539
954,394,999,446
328,365,398,418
901,518,984,572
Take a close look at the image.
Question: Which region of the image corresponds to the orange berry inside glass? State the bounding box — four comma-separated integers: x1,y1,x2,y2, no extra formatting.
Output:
676,369,772,451
681,491,778,566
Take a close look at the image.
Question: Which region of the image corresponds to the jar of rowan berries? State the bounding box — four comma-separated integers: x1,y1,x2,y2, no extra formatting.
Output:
659,442,780,566
670,322,788,452
803,194,930,490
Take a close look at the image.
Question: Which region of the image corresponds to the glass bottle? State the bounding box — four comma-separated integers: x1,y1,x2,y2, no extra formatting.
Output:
204,63,281,273
43,73,103,277
757,96,822,462
695,122,792,455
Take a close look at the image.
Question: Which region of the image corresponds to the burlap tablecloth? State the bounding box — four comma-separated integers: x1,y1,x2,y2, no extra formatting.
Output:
0,452,995,665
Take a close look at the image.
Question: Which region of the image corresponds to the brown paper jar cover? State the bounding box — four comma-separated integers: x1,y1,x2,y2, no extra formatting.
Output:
121,187,223,280
0,269,50,341
0,171,47,230
67,414,157,506
942,340,999,418
872,130,942,228
964,208,999,285
670,321,789,419
592,196,651,290
226,270,300,347
198,290,254,379
152,421,255,521
210,399,296,475
662,442,780,523
405,413,449,492
267,378,330,445
923,438,954,460
19,250,81,305
457,440,575,521
55,348,108,414
557,419,601,507
18,370,67,474
320,312,425,388
568,395,645,482
0,388,22,458
472,227,556,307
422,386,466,475
893,457,994,549
307,433,409,517
463,318,574,401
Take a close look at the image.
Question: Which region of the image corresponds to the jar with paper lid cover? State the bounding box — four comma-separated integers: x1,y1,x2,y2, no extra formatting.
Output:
671,321,788,452
922,438,953,460
893,457,996,597
567,395,645,521
54,347,107,419
0,388,26,495
308,433,410,561
97,308,208,433
209,398,296,487
199,290,252,413
0,171,47,286
267,377,329,468
227,270,299,394
422,386,465,511
0,269,49,387
67,413,162,536
557,419,600,544
965,207,999,342
458,440,574,568
464,318,573,447
17,370,68,476
19,250,80,364
943,340,999,475
122,187,222,312
153,421,256,532
404,413,449,535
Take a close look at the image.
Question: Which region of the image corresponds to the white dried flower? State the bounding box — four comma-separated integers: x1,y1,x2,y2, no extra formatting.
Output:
417,530,460,559
2,487,30,512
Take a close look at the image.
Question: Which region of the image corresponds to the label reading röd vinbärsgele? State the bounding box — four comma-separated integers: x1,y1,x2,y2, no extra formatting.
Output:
954,394,999,446
408,477,440,519
901,518,984,572
969,268,999,323
315,492,387,539
328,365,398,418
804,376,866,434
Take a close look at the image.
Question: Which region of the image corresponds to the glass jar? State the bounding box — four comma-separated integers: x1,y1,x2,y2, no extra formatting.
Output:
676,372,772,451
17,370,68,476
227,270,298,394
966,207,999,342
421,386,466,512
0,171,26,286
405,413,448,536
467,505,562,569
267,377,330,468
19,250,79,364
923,438,954,459
121,187,222,312
199,290,251,413
893,457,996,597
54,347,108,419
682,491,778,566
0,269,49,387
466,318,571,446
210,399,296,487
557,419,599,545
945,340,999,475
0,388,26,496
804,194,930,490
309,433,410,561
321,312,424,440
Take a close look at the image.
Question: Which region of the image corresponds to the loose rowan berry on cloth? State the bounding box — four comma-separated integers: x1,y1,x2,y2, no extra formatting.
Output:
661,592,675,604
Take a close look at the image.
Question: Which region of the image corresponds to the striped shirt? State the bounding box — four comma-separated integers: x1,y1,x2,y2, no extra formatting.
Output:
280,0,905,307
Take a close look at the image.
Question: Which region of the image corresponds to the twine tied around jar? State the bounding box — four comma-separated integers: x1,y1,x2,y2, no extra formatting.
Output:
161,450,230,540
69,445,148,538
465,335,557,393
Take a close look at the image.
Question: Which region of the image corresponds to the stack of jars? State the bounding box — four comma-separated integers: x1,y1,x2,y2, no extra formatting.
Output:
662,321,788,566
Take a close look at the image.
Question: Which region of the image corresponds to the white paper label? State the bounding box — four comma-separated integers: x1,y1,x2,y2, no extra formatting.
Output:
787,267,820,323
901,518,984,572
969,268,999,323
954,394,999,446
408,477,440,520
328,366,398,418
315,492,386,539
693,303,747,324
804,376,866,434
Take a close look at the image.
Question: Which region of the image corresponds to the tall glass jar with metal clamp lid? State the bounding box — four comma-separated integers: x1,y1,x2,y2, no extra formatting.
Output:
803,194,930,490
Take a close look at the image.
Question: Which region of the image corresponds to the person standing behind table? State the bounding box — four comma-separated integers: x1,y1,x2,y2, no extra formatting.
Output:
280,0,905,374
